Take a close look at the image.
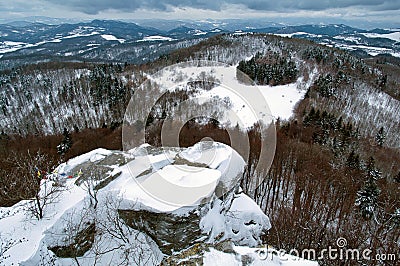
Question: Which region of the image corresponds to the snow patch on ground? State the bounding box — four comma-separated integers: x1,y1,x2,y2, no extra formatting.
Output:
138,35,175,42
193,30,207,36
204,248,239,265
150,65,308,126
361,32,400,42
100,34,125,43
273,32,323,38
0,41,28,54
64,31,100,39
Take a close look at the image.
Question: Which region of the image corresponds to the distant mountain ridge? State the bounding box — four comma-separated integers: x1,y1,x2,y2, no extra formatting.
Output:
0,19,399,70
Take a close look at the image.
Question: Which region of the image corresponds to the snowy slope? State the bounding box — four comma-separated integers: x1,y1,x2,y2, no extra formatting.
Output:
148,63,311,127
361,31,400,42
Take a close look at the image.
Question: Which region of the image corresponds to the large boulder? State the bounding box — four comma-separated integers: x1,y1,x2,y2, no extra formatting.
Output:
116,141,270,254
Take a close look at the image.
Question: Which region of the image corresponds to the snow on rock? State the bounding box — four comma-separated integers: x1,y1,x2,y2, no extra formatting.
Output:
200,191,271,247
111,142,251,254
59,148,113,171
179,141,246,198
133,164,221,207
0,142,315,265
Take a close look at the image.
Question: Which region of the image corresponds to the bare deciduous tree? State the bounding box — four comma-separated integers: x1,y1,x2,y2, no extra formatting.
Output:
11,151,64,219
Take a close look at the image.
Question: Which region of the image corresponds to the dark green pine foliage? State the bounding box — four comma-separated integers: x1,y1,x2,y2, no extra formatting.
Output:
375,126,386,147
355,178,380,219
355,157,381,219
346,150,360,169
57,127,72,155
88,64,129,110
313,74,335,97
302,107,358,153
365,157,382,180
237,51,298,86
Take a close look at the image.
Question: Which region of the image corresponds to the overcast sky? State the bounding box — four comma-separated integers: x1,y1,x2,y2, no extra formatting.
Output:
0,0,399,28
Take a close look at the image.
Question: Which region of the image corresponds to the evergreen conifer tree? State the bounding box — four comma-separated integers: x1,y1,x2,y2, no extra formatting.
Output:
375,126,385,147
356,157,381,219
355,177,380,219
57,128,72,155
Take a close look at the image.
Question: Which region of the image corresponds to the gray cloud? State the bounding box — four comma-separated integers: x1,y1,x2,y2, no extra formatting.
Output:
44,0,224,14
42,0,400,14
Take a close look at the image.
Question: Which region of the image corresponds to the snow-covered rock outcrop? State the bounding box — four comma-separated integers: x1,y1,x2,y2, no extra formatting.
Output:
0,141,317,265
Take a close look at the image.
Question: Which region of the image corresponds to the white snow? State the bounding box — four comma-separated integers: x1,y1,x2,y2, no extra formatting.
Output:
100,34,125,43
275,32,309,38
138,35,175,42
193,30,207,36
204,248,239,265
274,32,322,38
200,192,271,247
118,142,245,209
180,141,236,169
63,31,100,39
0,38,65,54
2,41,25,46
333,35,361,44
62,148,112,172
259,83,304,120
0,148,151,265
0,179,87,265
149,64,308,126
0,41,28,54
335,43,397,57
136,164,221,206
155,164,220,187
361,32,400,42
234,30,246,35
0,27,104,55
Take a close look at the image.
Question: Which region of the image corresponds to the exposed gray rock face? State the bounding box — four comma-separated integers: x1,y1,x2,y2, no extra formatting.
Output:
119,209,204,255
